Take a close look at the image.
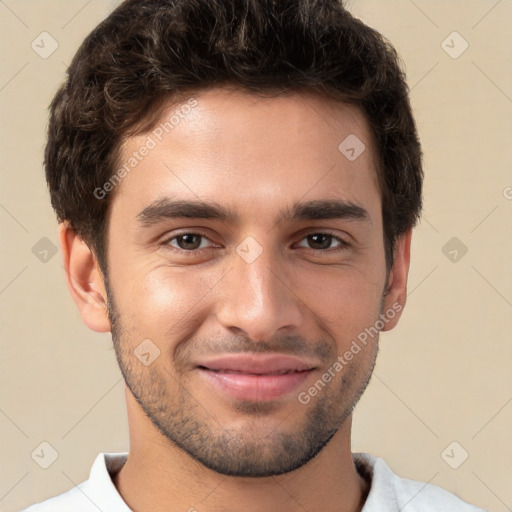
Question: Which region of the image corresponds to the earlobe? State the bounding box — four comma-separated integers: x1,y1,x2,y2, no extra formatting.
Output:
58,222,111,333
381,228,412,332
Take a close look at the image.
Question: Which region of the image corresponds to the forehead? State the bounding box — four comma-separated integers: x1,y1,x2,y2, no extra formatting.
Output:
109,87,381,227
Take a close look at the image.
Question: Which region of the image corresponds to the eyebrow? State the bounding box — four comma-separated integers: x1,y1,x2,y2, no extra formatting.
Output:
136,197,371,227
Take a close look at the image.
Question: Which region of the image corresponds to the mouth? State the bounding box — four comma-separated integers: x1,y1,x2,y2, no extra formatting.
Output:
195,354,318,401
200,368,310,375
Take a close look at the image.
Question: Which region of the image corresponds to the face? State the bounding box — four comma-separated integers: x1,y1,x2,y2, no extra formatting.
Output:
99,87,405,477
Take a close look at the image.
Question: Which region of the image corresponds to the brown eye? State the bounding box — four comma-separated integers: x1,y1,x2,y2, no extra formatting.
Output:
298,233,348,252
165,233,213,252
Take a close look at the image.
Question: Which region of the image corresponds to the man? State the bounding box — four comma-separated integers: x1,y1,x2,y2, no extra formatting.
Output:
23,0,485,511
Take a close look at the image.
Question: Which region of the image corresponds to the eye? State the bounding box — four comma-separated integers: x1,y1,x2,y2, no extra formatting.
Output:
296,232,350,252
161,231,350,256
164,232,214,253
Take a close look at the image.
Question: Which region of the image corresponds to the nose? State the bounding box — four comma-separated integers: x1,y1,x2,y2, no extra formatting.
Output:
214,241,305,342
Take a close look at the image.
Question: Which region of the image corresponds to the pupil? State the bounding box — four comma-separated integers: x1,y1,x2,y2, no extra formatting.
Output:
310,234,330,249
179,234,200,250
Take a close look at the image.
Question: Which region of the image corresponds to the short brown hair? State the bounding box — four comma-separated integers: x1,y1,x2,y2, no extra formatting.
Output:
45,0,423,275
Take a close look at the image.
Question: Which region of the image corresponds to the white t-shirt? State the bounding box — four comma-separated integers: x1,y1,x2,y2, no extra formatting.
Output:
20,452,487,512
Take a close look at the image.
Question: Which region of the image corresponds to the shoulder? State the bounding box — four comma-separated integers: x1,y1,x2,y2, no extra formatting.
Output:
20,482,95,512
354,453,487,512
19,452,129,512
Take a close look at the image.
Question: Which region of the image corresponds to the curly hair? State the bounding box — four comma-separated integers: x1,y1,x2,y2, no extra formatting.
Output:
45,0,423,275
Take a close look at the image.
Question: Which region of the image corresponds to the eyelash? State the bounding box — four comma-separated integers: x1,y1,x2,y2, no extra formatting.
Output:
161,231,351,256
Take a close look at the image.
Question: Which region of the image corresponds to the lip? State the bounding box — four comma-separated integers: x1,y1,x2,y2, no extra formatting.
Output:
196,354,318,374
195,354,318,401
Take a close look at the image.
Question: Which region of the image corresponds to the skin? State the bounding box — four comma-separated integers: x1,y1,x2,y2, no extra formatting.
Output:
60,86,411,512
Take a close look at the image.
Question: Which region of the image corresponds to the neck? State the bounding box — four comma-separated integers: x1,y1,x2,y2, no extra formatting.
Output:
113,387,370,512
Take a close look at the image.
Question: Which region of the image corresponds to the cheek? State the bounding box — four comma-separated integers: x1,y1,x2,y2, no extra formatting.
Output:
109,238,386,352
113,267,216,346
289,265,385,343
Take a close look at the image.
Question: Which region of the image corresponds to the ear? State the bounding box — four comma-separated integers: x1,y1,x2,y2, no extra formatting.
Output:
58,221,111,333
381,228,412,332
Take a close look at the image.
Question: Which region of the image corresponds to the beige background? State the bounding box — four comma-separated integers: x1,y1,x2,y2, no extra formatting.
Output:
1,1,511,511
